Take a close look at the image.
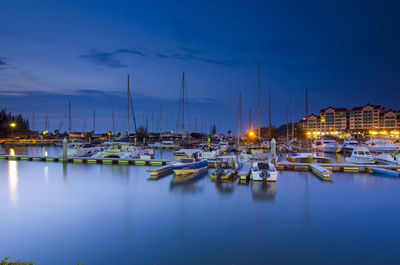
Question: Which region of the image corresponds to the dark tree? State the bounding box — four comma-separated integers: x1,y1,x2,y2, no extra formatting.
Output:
0,109,30,137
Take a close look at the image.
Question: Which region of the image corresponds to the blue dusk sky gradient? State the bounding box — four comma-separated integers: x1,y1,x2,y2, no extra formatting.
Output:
0,0,399,133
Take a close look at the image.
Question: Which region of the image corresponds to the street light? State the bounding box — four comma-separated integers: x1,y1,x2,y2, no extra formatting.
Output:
10,122,16,138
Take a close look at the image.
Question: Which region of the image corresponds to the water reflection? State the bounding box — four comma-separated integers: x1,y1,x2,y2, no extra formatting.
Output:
214,180,235,194
169,171,207,193
251,182,277,201
8,161,18,206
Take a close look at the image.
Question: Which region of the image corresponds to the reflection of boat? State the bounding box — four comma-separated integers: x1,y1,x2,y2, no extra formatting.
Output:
345,147,375,164
374,153,399,165
313,139,341,153
365,139,399,153
214,180,235,194
251,181,277,201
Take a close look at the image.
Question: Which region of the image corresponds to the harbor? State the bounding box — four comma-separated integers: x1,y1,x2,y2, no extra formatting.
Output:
1,1,400,264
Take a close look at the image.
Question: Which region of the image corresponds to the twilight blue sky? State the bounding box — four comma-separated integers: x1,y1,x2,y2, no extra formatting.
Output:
0,0,399,133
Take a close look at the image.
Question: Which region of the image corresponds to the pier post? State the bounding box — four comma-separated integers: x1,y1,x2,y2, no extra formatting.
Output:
62,137,67,161
271,138,276,164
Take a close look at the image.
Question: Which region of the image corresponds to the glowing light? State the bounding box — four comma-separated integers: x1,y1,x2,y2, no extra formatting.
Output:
10,148,15,156
249,131,255,137
10,123,16,128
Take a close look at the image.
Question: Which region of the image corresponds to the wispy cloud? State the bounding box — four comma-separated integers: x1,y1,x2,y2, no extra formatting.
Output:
0,56,8,70
80,46,242,67
80,49,128,68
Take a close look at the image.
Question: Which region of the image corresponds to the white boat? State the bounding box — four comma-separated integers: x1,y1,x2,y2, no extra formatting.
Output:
265,162,278,182
94,142,132,158
148,140,179,149
313,139,341,153
365,139,399,153
342,140,359,152
374,153,399,165
345,147,375,164
171,149,208,176
120,146,154,159
251,162,266,181
251,161,278,182
66,143,103,157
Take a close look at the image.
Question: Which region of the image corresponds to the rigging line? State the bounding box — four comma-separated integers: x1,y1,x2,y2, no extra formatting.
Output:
58,104,68,131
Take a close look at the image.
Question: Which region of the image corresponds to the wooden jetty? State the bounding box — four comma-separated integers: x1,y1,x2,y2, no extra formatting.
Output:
238,162,251,180
0,154,170,166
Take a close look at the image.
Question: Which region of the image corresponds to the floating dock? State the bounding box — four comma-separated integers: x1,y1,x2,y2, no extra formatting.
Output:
310,164,332,181
238,162,251,180
276,162,400,173
0,154,170,166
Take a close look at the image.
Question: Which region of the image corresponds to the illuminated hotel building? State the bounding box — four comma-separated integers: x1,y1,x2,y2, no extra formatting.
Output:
299,103,400,137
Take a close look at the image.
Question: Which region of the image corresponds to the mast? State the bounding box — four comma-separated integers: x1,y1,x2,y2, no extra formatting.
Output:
45,112,48,131
237,92,242,146
182,72,185,140
93,108,96,133
152,112,154,132
112,110,115,141
32,112,35,131
306,87,308,132
268,89,271,140
286,109,289,144
160,104,163,138
292,91,295,139
127,74,130,141
68,101,71,135
76,111,79,132
195,117,197,132
258,64,261,138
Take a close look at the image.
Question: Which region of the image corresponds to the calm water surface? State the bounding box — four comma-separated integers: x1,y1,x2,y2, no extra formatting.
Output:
1,148,400,265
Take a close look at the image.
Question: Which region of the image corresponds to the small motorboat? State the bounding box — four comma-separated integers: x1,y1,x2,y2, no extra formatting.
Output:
374,153,399,165
313,139,341,153
171,149,208,176
345,147,375,164
341,139,359,152
365,139,399,153
251,162,278,182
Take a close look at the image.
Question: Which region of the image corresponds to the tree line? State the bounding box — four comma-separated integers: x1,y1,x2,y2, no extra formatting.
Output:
0,109,30,137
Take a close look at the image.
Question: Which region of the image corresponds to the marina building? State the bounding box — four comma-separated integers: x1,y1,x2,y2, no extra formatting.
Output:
299,103,400,137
